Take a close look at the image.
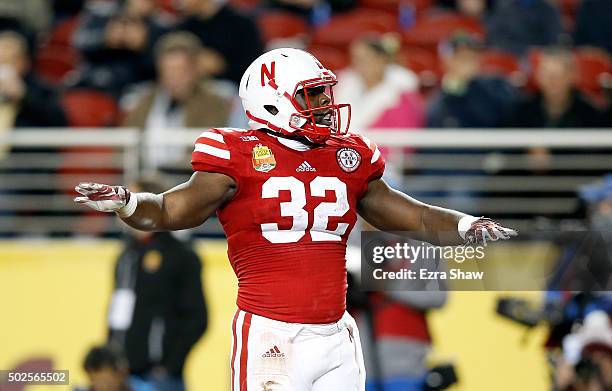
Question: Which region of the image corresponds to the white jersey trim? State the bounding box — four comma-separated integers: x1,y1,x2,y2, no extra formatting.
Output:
199,131,225,143
371,147,381,163
195,143,230,160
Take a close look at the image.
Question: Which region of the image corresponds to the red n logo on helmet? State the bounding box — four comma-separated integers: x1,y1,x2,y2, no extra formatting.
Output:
261,61,276,87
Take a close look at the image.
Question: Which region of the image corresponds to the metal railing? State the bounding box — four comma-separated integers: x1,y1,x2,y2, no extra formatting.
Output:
0,128,610,236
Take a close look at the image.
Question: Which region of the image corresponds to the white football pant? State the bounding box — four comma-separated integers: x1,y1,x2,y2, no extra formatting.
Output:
230,309,366,391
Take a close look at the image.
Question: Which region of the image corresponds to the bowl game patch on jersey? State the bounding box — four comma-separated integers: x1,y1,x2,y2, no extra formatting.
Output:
252,144,276,172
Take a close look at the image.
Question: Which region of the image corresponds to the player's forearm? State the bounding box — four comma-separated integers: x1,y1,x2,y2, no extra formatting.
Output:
119,192,167,231
359,179,471,245
419,203,467,245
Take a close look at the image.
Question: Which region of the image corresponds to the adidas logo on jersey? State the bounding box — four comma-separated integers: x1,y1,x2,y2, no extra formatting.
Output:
296,161,316,172
262,345,285,358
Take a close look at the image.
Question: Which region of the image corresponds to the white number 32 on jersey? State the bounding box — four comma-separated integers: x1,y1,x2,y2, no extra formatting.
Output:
260,176,350,243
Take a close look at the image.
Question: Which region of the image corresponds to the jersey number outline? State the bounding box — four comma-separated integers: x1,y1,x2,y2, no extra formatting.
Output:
260,176,350,243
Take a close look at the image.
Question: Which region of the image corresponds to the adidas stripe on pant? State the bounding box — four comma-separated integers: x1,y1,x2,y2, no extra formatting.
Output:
230,309,366,391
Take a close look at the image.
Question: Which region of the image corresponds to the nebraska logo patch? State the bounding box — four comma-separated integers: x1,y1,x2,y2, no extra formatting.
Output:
336,148,361,172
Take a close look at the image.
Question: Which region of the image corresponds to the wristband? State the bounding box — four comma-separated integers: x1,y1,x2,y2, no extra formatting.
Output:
457,215,479,239
117,191,138,218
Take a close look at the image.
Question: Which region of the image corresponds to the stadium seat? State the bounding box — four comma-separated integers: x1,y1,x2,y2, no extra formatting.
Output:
559,0,580,30
480,50,520,76
574,47,612,97
47,16,81,47
402,12,484,49
34,45,79,84
159,0,179,14
229,0,260,11
257,11,309,43
61,89,119,127
398,47,440,87
307,45,350,71
311,9,399,48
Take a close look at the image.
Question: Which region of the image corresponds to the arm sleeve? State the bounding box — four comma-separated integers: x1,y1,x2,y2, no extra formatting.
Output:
191,129,240,183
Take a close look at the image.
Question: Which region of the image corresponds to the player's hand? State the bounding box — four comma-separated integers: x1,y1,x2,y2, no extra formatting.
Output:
74,182,131,213
463,217,517,246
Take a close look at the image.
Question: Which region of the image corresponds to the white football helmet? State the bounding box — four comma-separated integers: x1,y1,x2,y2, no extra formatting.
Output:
239,48,351,143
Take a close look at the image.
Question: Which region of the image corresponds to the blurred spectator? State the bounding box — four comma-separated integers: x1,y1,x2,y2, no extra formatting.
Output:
574,0,612,55
581,174,612,233
486,0,563,56
427,33,517,128
554,311,612,391
438,0,493,19
107,178,207,391
511,47,610,128
335,34,424,185
173,0,263,84
76,345,154,391
72,0,169,96
0,0,51,38
122,32,231,171
0,31,68,129
335,35,425,134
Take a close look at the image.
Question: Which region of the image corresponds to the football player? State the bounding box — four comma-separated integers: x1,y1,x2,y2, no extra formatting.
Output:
75,48,516,391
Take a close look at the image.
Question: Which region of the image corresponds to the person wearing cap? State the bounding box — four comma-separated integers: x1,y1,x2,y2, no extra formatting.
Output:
426,32,518,128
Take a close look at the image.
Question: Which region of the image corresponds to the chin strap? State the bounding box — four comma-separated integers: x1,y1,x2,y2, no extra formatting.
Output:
259,128,319,146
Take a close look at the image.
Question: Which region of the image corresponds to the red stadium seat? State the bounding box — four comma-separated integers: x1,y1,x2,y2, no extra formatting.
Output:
34,45,80,84
311,9,399,48
403,12,484,49
47,16,81,46
559,0,581,31
480,50,520,76
398,47,440,87
307,45,350,71
62,89,119,127
257,11,309,43
229,0,260,11
359,0,433,15
480,49,526,87
159,0,179,14
574,47,612,96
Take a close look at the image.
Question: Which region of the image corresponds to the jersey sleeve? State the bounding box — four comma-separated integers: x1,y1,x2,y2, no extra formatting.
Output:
359,135,386,182
191,129,240,182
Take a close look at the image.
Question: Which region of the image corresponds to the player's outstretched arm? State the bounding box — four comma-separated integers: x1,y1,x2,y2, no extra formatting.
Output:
74,171,236,231
357,178,516,246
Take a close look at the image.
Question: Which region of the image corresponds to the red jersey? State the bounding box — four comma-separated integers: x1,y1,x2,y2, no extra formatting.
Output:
191,128,385,323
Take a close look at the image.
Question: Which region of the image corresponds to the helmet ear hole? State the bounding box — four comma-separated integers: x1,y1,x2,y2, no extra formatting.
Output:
264,105,279,115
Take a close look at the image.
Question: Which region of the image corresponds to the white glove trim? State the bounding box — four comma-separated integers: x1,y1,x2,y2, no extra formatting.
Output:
457,215,479,240
116,192,138,218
